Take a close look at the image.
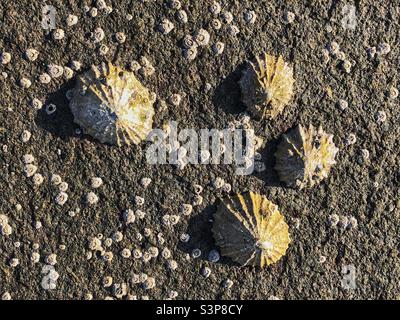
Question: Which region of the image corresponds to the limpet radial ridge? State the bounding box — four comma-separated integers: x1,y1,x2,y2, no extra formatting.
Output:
69,62,155,146
275,124,339,189
212,192,290,268
239,53,295,120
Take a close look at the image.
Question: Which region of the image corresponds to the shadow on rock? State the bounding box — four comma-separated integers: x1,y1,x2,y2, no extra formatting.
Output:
212,62,247,116
178,203,238,267
251,137,282,187
35,80,77,141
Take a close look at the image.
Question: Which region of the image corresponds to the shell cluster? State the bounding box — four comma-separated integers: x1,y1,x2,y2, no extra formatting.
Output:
212,192,290,268
275,124,338,189
69,62,155,146
239,53,295,120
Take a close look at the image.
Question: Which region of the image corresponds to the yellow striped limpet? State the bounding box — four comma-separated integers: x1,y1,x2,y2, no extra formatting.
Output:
212,191,290,267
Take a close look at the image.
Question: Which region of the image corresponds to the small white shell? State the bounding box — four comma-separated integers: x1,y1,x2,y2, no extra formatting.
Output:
221,12,233,24
52,29,65,40
211,42,225,55
0,52,11,64
39,73,51,84
158,19,174,35
227,25,240,36
19,78,32,88
176,10,188,24
66,14,78,26
244,11,257,24
25,49,39,61
115,32,126,44
47,64,64,78
211,19,222,30
92,27,105,43
209,1,221,15
183,47,198,61
182,35,197,49
194,29,210,46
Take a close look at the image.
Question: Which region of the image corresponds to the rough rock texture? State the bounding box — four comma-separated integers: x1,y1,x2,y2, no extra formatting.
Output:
0,0,399,300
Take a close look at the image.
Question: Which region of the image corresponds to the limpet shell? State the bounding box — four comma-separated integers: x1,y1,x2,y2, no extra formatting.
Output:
275,124,338,189
212,191,290,267
239,53,294,120
69,62,155,146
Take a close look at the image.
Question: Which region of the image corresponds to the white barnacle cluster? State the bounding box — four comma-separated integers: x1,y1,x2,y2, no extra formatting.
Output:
139,56,156,77
181,28,211,61
174,0,247,60
39,63,71,85
161,214,180,228
328,214,358,230
19,77,32,88
50,174,70,206
167,0,188,25
21,153,46,187
209,2,249,56
41,265,60,290
367,42,391,59
129,56,156,77
0,214,12,236
158,18,174,35
211,176,232,193
324,41,352,73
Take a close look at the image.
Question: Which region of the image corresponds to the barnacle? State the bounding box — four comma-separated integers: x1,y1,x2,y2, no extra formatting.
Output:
275,124,338,189
239,53,294,120
69,62,155,146
212,191,290,268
